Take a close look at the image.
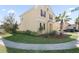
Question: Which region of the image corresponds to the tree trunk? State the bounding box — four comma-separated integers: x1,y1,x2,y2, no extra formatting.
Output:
60,20,63,35
78,23,79,30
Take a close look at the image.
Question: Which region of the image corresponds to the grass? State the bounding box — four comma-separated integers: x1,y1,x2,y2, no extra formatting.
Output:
4,32,77,44
5,47,79,53
0,32,78,53
0,33,79,53
0,33,12,38
0,45,7,53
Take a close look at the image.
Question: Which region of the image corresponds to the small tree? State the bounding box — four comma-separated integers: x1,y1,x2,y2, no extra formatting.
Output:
3,12,18,33
12,22,18,33
3,22,12,33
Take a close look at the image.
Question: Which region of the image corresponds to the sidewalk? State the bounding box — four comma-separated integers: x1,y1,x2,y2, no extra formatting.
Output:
0,38,76,50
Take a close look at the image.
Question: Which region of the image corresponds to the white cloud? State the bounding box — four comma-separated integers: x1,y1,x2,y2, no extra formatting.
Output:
2,9,6,11
8,9,16,14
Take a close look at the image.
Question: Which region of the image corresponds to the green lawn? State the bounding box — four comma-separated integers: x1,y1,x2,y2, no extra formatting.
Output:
6,47,79,53
0,45,7,53
4,33,77,44
0,33,12,37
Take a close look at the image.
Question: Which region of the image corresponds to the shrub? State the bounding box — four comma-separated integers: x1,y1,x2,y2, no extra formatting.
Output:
30,32,38,36
12,22,18,33
25,30,38,36
16,30,38,36
39,26,44,32
49,31,57,35
25,30,31,35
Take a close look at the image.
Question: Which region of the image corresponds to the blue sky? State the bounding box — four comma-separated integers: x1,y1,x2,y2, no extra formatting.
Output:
0,5,79,24
51,5,79,24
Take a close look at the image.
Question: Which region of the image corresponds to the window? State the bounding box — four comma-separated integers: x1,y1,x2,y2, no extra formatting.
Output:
43,24,45,30
41,9,43,16
40,9,46,17
40,23,42,28
39,23,43,31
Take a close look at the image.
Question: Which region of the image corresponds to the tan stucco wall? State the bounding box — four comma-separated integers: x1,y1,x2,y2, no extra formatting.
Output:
52,22,60,31
52,21,69,31
18,6,56,34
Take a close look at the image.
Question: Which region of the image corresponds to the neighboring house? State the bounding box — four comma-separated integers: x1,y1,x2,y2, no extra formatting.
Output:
65,24,76,30
75,22,79,30
53,21,69,31
62,21,70,30
0,25,5,33
18,5,69,34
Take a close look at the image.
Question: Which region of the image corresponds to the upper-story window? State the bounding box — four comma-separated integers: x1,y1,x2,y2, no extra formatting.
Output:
49,14,53,19
41,9,43,16
40,9,46,17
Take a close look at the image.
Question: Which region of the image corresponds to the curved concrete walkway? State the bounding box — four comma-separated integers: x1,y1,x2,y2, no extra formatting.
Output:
0,38,77,50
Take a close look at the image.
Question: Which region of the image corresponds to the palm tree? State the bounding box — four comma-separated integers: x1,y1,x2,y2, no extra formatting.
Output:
75,16,79,30
55,11,71,35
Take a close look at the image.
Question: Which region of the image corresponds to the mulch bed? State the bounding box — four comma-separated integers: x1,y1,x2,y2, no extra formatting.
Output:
39,33,70,39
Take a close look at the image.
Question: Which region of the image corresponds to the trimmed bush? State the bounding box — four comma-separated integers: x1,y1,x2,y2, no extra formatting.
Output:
25,30,38,36
25,30,31,35
16,30,38,36
49,31,57,35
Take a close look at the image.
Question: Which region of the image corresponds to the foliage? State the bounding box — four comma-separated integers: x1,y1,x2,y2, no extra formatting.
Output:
48,30,57,35
55,11,71,35
3,12,18,33
25,30,37,36
25,30,31,35
3,23,12,33
39,26,44,32
17,30,38,36
12,22,18,33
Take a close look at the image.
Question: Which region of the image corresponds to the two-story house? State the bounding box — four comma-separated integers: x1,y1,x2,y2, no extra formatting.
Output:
18,5,69,34
18,5,56,34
